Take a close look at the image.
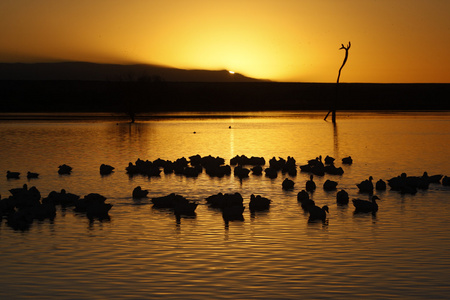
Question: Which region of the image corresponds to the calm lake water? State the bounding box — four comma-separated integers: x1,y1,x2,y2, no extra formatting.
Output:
0,111,449,299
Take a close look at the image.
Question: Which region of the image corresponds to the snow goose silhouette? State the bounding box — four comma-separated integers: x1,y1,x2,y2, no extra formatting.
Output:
282,178,295,190
100,164,115,175
324,155,335,165
357,176,374,193
132,186,149,199
306,175,316,192
308,205,329,222
27,171,39,179
336,189,349,205
443,176,450,186
323,179,338,191
375,179,386,190
7,171,20,179
58,164,72,175
297,190,310,203
421,172,443,184
249,194,271,211
342,156,353,164
352,195,379,213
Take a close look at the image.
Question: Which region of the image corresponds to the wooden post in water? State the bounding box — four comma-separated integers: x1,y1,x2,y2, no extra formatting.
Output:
325,41,351,123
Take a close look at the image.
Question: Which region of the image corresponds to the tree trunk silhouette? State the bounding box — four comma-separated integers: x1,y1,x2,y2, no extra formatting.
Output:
325,41,351,123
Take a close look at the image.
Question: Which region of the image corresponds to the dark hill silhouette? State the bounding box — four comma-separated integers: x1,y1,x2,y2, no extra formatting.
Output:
0,62,267,82
1,62,449,113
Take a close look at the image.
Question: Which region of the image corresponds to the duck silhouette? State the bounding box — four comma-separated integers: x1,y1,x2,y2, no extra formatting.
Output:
352,195,379,213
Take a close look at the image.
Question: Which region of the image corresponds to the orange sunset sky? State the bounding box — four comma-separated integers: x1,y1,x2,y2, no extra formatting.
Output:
1,0,449,83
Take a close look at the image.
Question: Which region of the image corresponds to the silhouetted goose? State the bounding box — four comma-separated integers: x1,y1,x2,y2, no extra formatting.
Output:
300,157,325,176
342,156,353,164
336,189,349,205
308,205,329,222
100,164,115,175
173,201,198,216
205,164,231,177
230,155,265,166
357,176,374,193
74,193,112,221
234,165,250,179
297,190,310,203
132,186,149,199
281,156,297,176
152,193,189,208
86,201,112,221
264,167,278,179
324,155,335,165
251,165,263,175
305,175,316,192
6,171,20,179
301,199,315,210
307,156,322,166
323,179,338,191
352,195,379,213
296,190,315,210
249,194,271,211
43,189,80,207
205,192,243,209
222,205,245,221
269,157,287,171
388,173,419,194
282,178,295,190
26,171,39,179
443,176,450,186
58,164,72,175
375,179,386,190
421,172,443,184
324,164,344,175
9,184,28,196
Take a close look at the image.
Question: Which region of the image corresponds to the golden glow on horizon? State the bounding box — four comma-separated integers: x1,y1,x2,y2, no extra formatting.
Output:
0,0,449,83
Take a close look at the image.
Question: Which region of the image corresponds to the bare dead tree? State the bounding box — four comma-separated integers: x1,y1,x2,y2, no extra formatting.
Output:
325,41,351,123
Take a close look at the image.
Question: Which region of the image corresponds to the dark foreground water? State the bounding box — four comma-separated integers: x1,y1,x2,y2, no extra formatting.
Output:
0,111,449,299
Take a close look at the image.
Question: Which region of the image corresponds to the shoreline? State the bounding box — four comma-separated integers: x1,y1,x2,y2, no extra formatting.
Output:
1,81,449,113
1,110,449,122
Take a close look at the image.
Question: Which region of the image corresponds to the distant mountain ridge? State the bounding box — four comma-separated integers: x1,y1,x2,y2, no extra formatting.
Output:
0,62,267,82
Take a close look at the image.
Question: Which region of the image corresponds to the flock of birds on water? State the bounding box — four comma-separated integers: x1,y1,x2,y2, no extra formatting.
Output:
2,154,449,231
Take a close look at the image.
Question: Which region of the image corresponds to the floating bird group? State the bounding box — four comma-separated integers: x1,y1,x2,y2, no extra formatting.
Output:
0,183,111,230
2,153,449,231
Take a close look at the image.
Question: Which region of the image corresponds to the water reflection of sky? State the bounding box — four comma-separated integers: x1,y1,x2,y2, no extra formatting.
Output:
0,111,449,299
